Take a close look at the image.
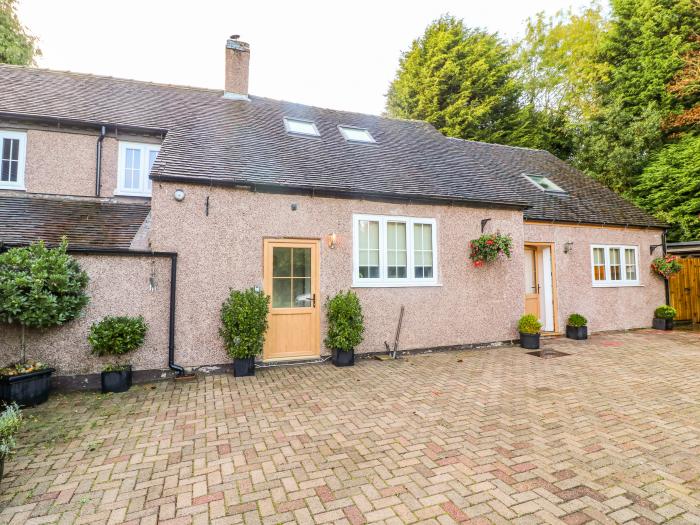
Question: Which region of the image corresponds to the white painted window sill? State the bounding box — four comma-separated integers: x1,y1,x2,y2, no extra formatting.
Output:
114,190,151,198
352,281,443,288
0,185,25,191
592,283,643,288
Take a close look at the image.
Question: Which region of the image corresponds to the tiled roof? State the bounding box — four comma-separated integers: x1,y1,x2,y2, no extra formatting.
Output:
0,65,665,227
0,195,150,249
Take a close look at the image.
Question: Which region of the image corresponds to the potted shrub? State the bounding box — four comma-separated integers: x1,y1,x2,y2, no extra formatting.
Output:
518,314,542,349
469,233,513,267
325,291,364,367
652,305,676,330
220,288,270,377
0,403,22,482
566,313,588,340
0,240,89,406
88,316,148,393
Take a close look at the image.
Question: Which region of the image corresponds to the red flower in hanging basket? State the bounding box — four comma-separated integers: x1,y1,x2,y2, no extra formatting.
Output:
651,255,682,279
468,233,513,267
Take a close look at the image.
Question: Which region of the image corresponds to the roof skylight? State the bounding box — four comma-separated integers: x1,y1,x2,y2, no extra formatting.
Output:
339,126,375,143
283,117,320,137
524,174,566,194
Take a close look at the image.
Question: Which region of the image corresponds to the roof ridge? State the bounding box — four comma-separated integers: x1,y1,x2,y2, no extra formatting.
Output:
0,64,222,95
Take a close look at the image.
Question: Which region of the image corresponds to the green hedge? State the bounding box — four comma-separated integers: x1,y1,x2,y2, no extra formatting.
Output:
324,291,364,352
219,288,270,359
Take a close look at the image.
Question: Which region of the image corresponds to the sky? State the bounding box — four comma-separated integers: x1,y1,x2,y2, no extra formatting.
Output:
17,0,595,115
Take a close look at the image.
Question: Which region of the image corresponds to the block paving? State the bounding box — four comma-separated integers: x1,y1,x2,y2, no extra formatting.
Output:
1,329,699,524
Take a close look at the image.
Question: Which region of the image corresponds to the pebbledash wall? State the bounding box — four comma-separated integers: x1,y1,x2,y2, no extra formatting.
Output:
148,183,527,367
1,255,171,377
524,222,665,332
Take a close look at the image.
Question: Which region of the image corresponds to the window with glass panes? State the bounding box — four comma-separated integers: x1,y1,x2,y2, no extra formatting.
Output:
117,142,160,196
591,245,639,286
0,131,26,189
353,214,437,286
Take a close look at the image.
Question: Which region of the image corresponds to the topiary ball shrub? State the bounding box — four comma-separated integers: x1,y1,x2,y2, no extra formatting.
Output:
219,288,270,360
567,313,587,327
518,314,542,334
654,305,677,320
0,239,89,367
324,291,365,352
88,316,147,370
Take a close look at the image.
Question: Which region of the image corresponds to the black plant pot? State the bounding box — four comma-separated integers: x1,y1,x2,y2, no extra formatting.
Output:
566,325,588,340
519,332,540,350
332,348,355,367
101,367,132,393
233,357,255,377
652,318,674,330
0,368,54,407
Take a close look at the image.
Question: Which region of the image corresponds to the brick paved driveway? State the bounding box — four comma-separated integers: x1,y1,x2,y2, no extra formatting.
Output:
1,329,699,524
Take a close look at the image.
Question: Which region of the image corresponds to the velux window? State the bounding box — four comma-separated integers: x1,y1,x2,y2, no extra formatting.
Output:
117,142,160,197
338,126,375,143
0,130,26,190
283,117,320,137
591,245,639,287
353,214,438,287
524,174,566,194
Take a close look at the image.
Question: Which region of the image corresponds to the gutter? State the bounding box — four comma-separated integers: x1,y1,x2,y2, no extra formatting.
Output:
662,229,670,305
150,174,531,211
1,244,185,376
95,126,106,197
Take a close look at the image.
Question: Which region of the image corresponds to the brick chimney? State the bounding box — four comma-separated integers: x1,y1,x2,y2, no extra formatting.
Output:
224,35,250,100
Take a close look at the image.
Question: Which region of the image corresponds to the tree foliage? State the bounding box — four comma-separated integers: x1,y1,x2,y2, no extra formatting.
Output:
632,134,700,241
386,15,522,144
0,0,39,65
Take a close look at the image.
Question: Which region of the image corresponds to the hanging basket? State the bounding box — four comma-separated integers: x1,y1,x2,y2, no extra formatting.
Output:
469,233,513,267
650,255,682,279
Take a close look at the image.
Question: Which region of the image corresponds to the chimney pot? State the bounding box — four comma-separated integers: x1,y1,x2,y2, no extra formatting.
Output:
224,35,250,100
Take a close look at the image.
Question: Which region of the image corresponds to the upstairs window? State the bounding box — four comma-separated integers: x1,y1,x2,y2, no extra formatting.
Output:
283,118,320,137
591,245,639,287
353,214,438,287
339,126,375,143
117,142,160,197
524,174,566,194
0,130,26,190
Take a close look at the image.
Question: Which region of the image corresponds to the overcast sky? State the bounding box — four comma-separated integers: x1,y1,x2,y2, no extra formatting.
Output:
18,0,595,115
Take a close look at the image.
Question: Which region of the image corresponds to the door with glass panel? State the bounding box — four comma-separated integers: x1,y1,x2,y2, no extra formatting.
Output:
524,246,540,318
263,239,320,360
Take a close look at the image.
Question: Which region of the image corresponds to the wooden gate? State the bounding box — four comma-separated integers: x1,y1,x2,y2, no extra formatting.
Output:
669,258,700,322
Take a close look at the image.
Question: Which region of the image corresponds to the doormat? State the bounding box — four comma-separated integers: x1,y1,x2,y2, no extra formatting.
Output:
527,349,570,358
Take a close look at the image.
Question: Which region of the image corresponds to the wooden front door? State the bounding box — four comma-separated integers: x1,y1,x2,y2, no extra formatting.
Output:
263,239,321,360
670,257,700,323
524,245,540,318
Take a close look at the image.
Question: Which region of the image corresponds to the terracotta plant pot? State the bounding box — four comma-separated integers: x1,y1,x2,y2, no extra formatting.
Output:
101,367,132,393
652,318,674,330
332,348,355,367
233,357,255,377
566,325,588,340
519,332,540,350
0,368,54,407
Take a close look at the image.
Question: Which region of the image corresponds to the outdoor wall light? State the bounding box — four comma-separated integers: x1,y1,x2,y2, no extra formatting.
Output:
564,242,574,254
327,233,337,249
173,189,186,202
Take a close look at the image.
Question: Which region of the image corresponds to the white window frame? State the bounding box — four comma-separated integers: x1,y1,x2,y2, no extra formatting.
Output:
116,141,160,197
590,244,640,287
338,125,376,143
283,117,320,137
352,214,439,287
0,130,27,190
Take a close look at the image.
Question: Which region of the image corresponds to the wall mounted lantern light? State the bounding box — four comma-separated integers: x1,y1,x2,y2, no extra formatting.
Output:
327,233,337,249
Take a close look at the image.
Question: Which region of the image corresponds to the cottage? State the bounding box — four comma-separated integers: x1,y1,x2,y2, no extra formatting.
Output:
0,37,666,384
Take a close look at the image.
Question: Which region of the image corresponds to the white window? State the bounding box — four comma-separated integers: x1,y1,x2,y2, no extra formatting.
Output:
353,214,438,287
523,174,566,194
0,130,26,190
283,118,320,137
339,126,375,143
590,245,640,287
117,142,160,196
